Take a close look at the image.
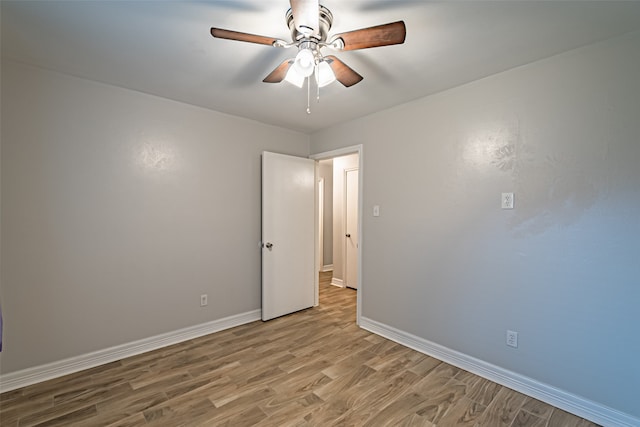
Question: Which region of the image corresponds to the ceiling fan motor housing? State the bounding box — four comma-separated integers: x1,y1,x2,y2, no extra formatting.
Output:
286,5,333,42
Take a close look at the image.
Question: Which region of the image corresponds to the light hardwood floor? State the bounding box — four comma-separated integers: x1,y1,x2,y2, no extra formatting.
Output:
0,272,600,426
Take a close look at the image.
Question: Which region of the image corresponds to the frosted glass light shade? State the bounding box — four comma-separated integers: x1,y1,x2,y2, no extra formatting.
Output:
294,49,315,77
284,65,305,88
316,61,336,87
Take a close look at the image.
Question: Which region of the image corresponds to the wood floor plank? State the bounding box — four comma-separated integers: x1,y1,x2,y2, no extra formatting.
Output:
436,395,486,427
14,402,96,427
520,396,554,420
396,412,437,426
197,386,275,425
548,407,598,427
255,397,323,427
322,349,378,380
165,374,232,403
143,397,216,426
0,389,23,404
510,408,547,427
20,374,93,403
103,412,147,427
326,369,422,425
52,382,132,408
0,272,601,427
212,404,269,427
412,379,469,424
455,371,503,407
128,371,193,392
0,393,52,426
261,378,330,417
313,364,376,402
473,386,528,427
88,391,168,426
206,380,266,408
411,361,460,396
361,391,428,427
186,358,240,379
300,396,351,426
577,420,602,427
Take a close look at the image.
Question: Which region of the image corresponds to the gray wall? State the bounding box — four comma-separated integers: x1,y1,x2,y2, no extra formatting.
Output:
310,32,640,419
318,159,333,267
0,61,309,373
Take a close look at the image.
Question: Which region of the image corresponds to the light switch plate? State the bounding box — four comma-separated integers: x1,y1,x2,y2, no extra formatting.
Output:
373,205,380,217
501,193,514,209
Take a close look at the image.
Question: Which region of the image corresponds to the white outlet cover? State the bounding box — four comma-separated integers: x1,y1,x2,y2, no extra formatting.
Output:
506,330,518,348
501,193,514,209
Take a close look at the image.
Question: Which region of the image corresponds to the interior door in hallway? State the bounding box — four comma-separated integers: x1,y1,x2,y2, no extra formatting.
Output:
262,151,316,321
345,168,359,289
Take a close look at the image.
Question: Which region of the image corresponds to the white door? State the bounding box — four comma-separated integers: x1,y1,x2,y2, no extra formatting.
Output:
262,151,316,321
345,169,359,289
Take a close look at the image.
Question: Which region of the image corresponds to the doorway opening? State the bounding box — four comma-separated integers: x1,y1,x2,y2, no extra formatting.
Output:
311,145,363,324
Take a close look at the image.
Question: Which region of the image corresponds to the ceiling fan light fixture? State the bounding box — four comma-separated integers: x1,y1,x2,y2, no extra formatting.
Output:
294,48,315,77
316,60,336,87
212,4,407,95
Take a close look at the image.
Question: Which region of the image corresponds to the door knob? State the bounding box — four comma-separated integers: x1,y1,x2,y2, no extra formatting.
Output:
345,234,351,238
265,242,273,249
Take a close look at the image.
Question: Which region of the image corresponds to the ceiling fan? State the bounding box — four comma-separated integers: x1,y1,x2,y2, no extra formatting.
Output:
210,0,406,90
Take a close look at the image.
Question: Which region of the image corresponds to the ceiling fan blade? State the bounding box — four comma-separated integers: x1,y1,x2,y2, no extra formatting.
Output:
211,27,279,46
263,59,294,83
325,56,363,87
290,0,320,37
331,21,406,51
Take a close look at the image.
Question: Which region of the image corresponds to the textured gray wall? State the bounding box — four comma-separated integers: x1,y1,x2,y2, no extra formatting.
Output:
0,62,309,373
311,32,640,419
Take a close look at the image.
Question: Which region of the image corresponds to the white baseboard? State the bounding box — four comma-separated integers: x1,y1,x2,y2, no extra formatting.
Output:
360,316,638,427
0,309,262,393
321,264,333,272
330,277,344,288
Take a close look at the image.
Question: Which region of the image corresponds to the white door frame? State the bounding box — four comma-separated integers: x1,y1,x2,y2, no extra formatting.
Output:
318,177,325,274
344,167,358,289
310,145,363,325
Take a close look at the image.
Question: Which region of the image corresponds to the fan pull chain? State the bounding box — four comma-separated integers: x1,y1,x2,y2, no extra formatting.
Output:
306,77,311,114
316,66,321,102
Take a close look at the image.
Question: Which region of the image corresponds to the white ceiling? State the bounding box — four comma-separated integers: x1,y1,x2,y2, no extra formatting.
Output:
3,1,640,134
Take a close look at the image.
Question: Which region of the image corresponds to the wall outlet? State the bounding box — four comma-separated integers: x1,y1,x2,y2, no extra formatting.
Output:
200,294,208,307
501,193,515,209
506,330,518,348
